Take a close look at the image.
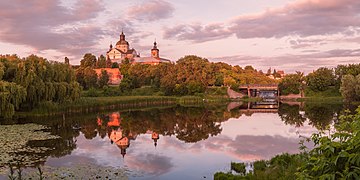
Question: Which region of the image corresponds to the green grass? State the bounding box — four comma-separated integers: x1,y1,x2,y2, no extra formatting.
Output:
17,95,230,117
304,86,341,97
297,96,343,103
19,96,177,117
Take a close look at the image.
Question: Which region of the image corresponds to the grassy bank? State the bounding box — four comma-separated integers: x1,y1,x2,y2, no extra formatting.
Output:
297,96,343,103
16,95,230,117
18,96,177,117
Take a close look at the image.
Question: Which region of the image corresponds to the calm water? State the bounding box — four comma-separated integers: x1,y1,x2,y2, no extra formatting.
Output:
0,101,347,179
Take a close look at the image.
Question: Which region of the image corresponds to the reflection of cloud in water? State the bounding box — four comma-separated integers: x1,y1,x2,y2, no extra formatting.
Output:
226,135,301,160
126,153,173,176
162,134,311,161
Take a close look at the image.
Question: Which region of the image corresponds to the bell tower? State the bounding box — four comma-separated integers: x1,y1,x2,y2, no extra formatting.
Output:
151,41,159,58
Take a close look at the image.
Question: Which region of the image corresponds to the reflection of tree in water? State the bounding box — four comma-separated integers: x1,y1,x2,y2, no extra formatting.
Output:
173,107,222,143
304,103,343,130
108,106,229,143
278,103,306,127
278,102,343,130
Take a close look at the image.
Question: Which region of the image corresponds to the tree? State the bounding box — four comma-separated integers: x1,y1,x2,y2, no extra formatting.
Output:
83,67,98,89
278,72,304,95
175,55,213,93
106,57,112,68
0,55,81,117
298,107,360,179
340,74,360,101
80,53,97,68
64,57,70,65
267,68,272,76
334,63,360,88
14,55,81,107
111,62,119,68
0,81,27,118
278,104,306,127
97,55,106,68
0,62,4,80
306,67,335,91
98,70,109,88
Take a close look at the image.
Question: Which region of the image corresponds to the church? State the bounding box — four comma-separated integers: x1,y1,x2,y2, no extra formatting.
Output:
106,31,171,65
106,31,139,63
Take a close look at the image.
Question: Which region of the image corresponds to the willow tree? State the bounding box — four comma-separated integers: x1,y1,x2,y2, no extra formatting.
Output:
0,81,27,118
14,55,81,108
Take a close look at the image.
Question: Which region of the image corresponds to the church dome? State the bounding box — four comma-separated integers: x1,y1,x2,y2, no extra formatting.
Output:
116,40,129,46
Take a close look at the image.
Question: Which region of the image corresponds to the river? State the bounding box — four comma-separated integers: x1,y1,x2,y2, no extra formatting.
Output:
0,101,348,179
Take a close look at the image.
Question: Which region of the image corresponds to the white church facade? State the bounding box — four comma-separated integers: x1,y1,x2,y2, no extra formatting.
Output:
106,31,171,65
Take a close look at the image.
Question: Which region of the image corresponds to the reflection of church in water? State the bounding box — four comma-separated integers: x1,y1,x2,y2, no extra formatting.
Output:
97,112,159,158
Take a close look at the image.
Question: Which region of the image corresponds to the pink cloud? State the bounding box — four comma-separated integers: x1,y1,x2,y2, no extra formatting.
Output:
127,0,174,22
164,0,360,42
0,0,105,58
211,48,360,73
164,23,232,43
230,0,360,38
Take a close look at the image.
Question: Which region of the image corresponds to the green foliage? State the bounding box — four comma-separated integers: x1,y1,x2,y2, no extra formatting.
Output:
186,81,205,95
96,55,106,68
80,53,96,68
64,57,70,65
102,86,122,96
98,70,109,88
215,153,302,180
0,81,27,118
231,162,246,175
83,87,101,97
340,74,360,101
279,72,304,95
205,87,228,96
298,107,360,179
119,77,132,93
0,55,81,118
0,55,19,82
14,55,81,107
76,67,98,90
216,106,360,180
114,55,275,96
278,104,306,127
304,102,341,130
305,86,341,97
214,172,241,180
306,67,336,92
0,62,4,80
131,86,158,96
111,62,119,68
335,63,360,88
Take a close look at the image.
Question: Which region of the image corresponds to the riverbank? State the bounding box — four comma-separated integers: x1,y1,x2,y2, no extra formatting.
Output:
214,106,360,179
13,93,346,118
297,96,343,102
15,95,230,117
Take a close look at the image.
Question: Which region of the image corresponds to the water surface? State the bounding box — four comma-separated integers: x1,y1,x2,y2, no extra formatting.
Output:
0,101,345,179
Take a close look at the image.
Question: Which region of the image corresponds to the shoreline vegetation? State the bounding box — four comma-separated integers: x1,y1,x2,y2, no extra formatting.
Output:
214,106,360,179
15,95,230,117
2,54,359,119
14,94,346,118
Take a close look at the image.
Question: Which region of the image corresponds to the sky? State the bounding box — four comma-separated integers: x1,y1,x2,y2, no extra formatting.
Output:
0,0,360,73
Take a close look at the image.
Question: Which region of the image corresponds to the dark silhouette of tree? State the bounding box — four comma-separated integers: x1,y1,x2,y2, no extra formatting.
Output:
98,70,109,88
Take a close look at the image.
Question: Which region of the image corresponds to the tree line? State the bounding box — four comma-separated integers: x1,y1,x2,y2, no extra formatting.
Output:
75,54,276,95
0,54,81,118
279,64,360,101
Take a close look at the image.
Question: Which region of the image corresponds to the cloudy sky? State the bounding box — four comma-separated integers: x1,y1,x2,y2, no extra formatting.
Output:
1,0,360,73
